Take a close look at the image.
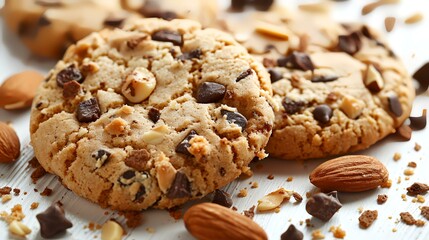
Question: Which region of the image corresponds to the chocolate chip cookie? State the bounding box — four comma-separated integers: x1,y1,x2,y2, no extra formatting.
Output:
30,18,274,210
222,9,415,159
2,0,218,58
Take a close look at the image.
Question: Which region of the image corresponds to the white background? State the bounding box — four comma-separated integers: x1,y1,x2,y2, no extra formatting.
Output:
1,0,429,239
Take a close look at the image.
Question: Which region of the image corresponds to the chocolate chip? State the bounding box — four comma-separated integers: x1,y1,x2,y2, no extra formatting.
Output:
337,32,362,55
76,98,101,123
396,124,412,141
56,64,84,87
221,109,247,130
134,185,146,202
268,69,283,82
148,107,161,123
196,82,226,103
230,0,247,11
236,68,253,82
124,149,150,172
253,0,274,11
119,170,136,185
140,0,178,20
406,182,429,196
219,167,226,176
151,30,183,46
281,224,303,240
176,130,198,155
282,97,305,115
278,52,315,71
62,80,81,99
313,105,333,124
212,189,233,208
91,149,111,168
177,49,202,61
104,15,125,28
36,203,73,238
413,62,429,94
311,75,339,83
409,109,427,130
387,95,403,117
305,192,342,221
166,172,191,198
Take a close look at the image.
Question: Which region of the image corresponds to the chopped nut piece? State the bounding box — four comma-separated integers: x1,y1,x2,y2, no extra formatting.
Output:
405,12,424,24
340,95,365,119
359,210,378,228
101,220,124,240
9,220,31,237
377,194,388,204
121,67,156,103
404,169,414,176
105,118,128,135
417,195,425,203
146,227,156,233
142,125,169,145
255,21,291,40
293,192,303,203
393,152,401,161
257,188,293,211
401,194,407,201
415,220,425,227
0,204,25,223
237,188,248,198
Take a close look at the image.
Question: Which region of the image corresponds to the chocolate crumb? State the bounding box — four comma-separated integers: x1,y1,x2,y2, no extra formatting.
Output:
400,212,416,225
407,182,429,196
0,186,12,195
421,206,429,220
12,188,20,196
40,187,53,196
31,166,47,183
243,205,255,219
306,192,342,221
212,189,233,208
377,194,388,204
359,210,378,228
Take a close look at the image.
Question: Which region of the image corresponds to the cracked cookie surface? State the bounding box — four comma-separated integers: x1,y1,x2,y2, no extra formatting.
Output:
222,8,415,160
30,18,274,210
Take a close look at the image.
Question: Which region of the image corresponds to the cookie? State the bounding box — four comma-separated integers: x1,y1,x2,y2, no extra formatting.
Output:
222,9,415,159
30,18,274,210
2,0,218,59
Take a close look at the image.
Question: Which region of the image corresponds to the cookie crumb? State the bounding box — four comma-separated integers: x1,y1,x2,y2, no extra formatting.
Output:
31,166,47,183
421,206,429,220
404,169,414,176
30,202,39,210
237,188,248,198
359,210,378,229
146,227,155,233
414,143,422,151
417,195,426,203
168,207,182,220
377,194,388,204
329,225,346,239
123,211,143,228
405,12,424,24
1,194,12,203
305,218,313,227
358,207,364,214
401,194,407,201
400,212,416,225
0,204,25,223
40,187,53,196
381,179,392,188
0,186,12,196
392,228,397,232
286,177,293,182
267,174,274,180
311,229,325,239
251,181,259,189
293,192,303,203
393,152,401,161
408,162,417,168
243,205,255,219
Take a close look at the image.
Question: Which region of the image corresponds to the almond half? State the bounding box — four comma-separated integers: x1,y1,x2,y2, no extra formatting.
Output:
184,202,267,240
0,122,20,163
309,155,389,192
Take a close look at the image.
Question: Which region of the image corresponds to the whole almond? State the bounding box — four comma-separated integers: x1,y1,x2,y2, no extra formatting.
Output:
309,155,388,192
0,122,21,163
184,202,267,240
0,70,44,110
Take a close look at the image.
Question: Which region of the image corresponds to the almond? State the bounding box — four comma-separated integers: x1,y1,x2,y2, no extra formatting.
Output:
0,71,44,110
0,122,21,163
309,155,389,192
184,203,267,240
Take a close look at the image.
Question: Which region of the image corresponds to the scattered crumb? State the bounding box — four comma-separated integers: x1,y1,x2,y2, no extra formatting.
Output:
243,205,255,219
417,195,426,203
251,182,259,189
421,206,429,220
401,194,407,201
168,207,182,220
405,12,424,24
30,202,39,210
293,192,303,203
358,207,364,214
388,216,393,220
359,210,378,229
397,176,402,184
40,187,53,196
123,211,143,228
329,225,346,239
274,207,280,213
31,166,47,183
407,182,429,195
377,194,388,204
392,228,397,232
0,186,12,196
306,192,312,198
88,222,102,231
405,176,410,181
299,220,304,226
1,194,12,203
28,157,40,168
400,212,416,225
231,206,238,211
305,218,314,227
311,229,325,239
415,220,425,227
146,227,155,233
393,152,401,161
0,204,25,223
385,17,396,32
267,174,274,180
414,143,421,151
381,179,392,188
237,188,248,198
408,162,417,168
286,177,293,182
404,169,414,176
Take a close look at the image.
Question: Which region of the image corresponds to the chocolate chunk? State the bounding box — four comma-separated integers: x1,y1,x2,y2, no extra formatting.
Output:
282,97,305,115
196,82,226,103
91,149,111,168
104,15,125,28
361,26,373,39
119,170,136,185
36,203,73,238
311,75,339,83
76,98,101,123
278,52,315,71
387,95,403,117
337,32,362,55
221,109,247,130
281,224,303,240
135,185,146,202
166,172,191,198
305,192,342,221
268,69,283,82
413,62,429,94
124,149,150,172
406,182,429,196
140,0,178,20
236,68,253,82
396,124,412,140
56,64,84,87
253,0,274,11
62,80,81,99
409,109,427,130
212,189,233,208
148,107,161,123
313,105,333,124
230,0,247,12
176,130,198,155
177,49,202,61
151,30,183,46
